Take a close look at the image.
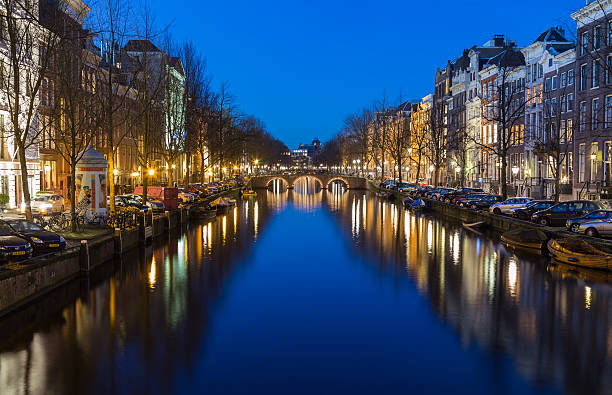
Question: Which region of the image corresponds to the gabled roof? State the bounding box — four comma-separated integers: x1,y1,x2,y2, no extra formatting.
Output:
484,47,525,68
124,40,161,53
534,27,571,44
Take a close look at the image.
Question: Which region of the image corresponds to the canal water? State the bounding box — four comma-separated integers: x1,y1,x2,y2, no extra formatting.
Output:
0,181,611,394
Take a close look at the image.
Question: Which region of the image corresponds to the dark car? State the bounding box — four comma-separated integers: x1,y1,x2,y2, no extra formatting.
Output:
565,209,612,232
0,223,33,261
1,219,66,253
442,188,484,203
454,193,487,206
468,195,504,210
531,200,607,226
512,200,554,220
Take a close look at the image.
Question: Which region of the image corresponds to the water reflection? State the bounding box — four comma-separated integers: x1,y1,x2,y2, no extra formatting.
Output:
0,190,610,394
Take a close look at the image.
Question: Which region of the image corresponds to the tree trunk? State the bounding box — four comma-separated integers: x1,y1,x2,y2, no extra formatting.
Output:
501,154,508,199
17,144,32,221
70,165,77,232
108,148,115,214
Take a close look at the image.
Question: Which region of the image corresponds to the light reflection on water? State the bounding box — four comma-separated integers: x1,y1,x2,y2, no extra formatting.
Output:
0,189,610,394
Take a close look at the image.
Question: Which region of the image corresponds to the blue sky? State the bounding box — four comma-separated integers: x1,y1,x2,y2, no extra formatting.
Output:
149,0,582,148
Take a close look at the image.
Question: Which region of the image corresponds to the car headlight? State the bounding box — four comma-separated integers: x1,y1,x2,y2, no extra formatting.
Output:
59,236,65,243
31,237,44,244
40,203,51,209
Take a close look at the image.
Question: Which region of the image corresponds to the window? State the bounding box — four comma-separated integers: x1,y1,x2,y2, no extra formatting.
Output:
568,70,574,85
0,114,4,160
527,66,532,82
593,98,600,130
582,31,589,55
561,95,567,113
591,142,599,181
538,64,544,78
607,96,612,128
568,93,574,111
561,72,567,87
567,119,573,142
553,75,558,90
579,143,586,182
545,78,551,92
581,63,588,90
549,58,553,67
595,26,601,50
593,62,600,88
580,101,587,131
609,21,612,45
552,98,558,115
608,56,612,84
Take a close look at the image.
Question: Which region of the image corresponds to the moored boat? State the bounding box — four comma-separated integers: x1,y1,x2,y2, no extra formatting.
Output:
501,228,549,253
547,238,612,271
242,190,257,197
463,221,488,230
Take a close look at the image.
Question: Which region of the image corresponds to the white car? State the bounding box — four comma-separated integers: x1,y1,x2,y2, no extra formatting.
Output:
489,197,531,215
26,194,65,214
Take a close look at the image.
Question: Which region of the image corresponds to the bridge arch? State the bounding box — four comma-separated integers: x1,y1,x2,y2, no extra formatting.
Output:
292,174,324,189
266,176,289,189
326,177,349,189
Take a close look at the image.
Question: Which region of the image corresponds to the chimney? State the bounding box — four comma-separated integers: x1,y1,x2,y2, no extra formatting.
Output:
494,35,505,47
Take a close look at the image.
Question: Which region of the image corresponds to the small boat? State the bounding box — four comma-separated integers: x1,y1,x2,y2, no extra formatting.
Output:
502,228,549,253
403,197,414,208
242,190,257,197
547,238,612,271
191,207,217,220
462,221,488,230
409,199,428,212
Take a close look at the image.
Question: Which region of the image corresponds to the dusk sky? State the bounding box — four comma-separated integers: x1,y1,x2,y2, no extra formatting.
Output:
149,0,582,148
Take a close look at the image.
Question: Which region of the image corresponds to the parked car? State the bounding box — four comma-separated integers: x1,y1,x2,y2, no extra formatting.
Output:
396,182,416,192
469,195,504,210
511,200,554,220
531,200,606,226
1,219,66,253
566,209,612,232
178,188,197,203
109,195,149,212
26,193,65,214
442,188,483,203
0,224,33,261
576,218,612,237
489,197,531,215
430,188,454,200
454,193,487,206
126,194,165,212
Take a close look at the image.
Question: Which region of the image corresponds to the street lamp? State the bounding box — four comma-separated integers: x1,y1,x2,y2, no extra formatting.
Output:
148,168,155,176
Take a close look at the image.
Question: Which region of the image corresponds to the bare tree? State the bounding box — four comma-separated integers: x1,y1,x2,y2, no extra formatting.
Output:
425,98,447,187
90,0,135,214
471,52,527,198
46,28,98,231
385,102,411,184
343,108,373,176
0,0,73,219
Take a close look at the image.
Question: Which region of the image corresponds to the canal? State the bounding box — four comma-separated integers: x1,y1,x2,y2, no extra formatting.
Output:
0,184,611,394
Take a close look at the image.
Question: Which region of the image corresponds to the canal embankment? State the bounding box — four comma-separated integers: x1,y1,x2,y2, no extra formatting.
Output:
0,188,240,318
366,181,610,246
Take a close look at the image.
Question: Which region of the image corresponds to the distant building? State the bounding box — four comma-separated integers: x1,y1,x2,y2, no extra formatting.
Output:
290,139,322,167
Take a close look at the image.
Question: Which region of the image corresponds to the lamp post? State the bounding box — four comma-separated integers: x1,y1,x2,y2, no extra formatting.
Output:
512,166,519,194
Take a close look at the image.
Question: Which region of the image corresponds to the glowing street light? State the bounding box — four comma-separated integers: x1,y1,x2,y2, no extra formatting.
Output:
148,168,155,176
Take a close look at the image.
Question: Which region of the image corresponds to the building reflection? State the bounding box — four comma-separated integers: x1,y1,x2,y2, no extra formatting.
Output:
1,191,611,394
326,191,612,394
0,193,281,395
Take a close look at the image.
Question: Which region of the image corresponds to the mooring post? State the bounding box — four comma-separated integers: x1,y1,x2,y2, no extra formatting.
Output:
114,228,122,256
80,240,90,274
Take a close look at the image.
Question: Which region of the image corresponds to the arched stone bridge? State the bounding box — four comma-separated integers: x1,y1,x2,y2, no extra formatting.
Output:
250,174,367,190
